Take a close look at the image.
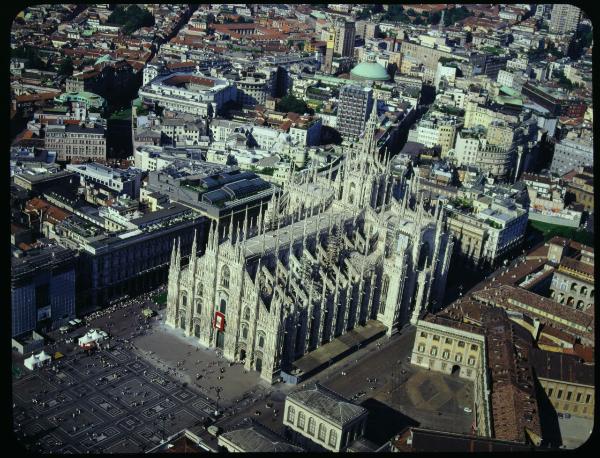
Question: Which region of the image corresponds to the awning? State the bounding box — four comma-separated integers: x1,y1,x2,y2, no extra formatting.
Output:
292,320,387,378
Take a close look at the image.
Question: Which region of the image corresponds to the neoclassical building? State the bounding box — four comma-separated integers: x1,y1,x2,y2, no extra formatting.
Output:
166,105,454,383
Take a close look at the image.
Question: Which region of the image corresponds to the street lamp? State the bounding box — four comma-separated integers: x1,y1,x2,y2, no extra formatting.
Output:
213,386,222,416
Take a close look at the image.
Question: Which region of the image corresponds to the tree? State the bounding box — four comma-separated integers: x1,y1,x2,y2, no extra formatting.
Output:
276,94,313,115
356,7,371,20
107,4,154,35
58,57,73,76
428,11,442,25
12,45,46,70
383,4,407,22
444,6,473,26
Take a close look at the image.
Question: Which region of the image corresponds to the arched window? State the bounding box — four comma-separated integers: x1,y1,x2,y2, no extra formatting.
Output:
576,300,584,310
242,326,248,340
181,293,187,307
287,405,295,424
580,286,588,295
221,265,230,288
329,429,337,447
590,289,594,298
258,333,265,348
570,282,578,292
308,417,315,435
244,307,250,321
220,299,227,314
382,275,390,298
318,423,326,441
297,411,305,429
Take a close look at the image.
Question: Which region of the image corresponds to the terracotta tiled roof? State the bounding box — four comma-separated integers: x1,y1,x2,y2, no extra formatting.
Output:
15,92,57,103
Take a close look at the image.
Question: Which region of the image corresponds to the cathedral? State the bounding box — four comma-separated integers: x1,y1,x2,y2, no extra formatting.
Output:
166,104,454,383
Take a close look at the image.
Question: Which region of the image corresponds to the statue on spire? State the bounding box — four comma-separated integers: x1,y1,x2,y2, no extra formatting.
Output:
361,98,379,157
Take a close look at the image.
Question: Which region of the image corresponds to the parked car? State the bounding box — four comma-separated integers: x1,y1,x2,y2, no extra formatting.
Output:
463,407,473,413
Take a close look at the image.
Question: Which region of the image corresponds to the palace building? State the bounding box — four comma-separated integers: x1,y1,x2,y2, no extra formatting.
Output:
166,104,454,383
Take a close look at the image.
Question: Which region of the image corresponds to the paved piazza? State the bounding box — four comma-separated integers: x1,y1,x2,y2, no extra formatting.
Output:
318,326,475,443
13,292,472,452
12,293,273,453
13,343,215,453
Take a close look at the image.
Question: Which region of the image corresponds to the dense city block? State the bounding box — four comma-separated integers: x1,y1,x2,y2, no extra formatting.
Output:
10,3,594,453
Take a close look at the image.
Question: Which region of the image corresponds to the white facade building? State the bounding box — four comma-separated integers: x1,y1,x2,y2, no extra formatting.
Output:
139,73,237,117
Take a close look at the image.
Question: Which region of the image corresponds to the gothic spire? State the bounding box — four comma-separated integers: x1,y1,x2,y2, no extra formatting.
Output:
174,237,181,272
257,202,264,235
189,229,198,270
169,237,177,272
242,205,249,241
228,210,235,241
362,98,379,156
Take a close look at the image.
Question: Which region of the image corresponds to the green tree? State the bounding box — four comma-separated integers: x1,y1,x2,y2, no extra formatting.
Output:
12,45,46,70
383,4,408,22
58,56,73,76
276,94,313,115
428,11,442,25
444,6,473,26
108,5,154,35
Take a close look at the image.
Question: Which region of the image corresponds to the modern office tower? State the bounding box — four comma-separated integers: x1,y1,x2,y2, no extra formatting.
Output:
549,4,582,35
334,19,355,57
336,85,374,139
11,245,77,337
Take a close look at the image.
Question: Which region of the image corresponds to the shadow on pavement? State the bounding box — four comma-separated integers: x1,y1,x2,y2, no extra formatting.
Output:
534,377,563,448
361,397,419,445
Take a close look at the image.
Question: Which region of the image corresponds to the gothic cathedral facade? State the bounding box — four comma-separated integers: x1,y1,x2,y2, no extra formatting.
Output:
166,104,454,383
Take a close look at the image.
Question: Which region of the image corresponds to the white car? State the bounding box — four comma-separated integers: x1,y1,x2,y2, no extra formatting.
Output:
463,407,473,413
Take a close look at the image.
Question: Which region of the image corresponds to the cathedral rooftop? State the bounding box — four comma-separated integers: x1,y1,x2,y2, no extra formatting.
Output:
243,209,356,259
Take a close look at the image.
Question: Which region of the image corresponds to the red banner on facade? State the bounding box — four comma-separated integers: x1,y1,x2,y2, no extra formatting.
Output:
214,311,225,331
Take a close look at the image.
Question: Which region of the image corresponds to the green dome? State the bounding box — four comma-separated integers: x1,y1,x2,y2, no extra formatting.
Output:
350,61,390,82
95,54,112,66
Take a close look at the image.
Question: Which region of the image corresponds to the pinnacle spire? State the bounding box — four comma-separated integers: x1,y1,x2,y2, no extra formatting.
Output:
228,210,235,240
189,229,198,268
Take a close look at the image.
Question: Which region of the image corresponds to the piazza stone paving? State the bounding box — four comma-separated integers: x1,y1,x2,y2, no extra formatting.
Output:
12,343,216,453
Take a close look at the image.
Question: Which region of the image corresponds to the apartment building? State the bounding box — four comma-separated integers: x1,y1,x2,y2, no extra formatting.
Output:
66,162,142,200
414,115,460,156
550,137,593,176
531,350,594,419
446,195,528,267
44,123,106,162
549,4,582,35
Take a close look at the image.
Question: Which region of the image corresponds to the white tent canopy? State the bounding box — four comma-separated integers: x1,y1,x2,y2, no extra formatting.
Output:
78,329,108,347
24,350,51,370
